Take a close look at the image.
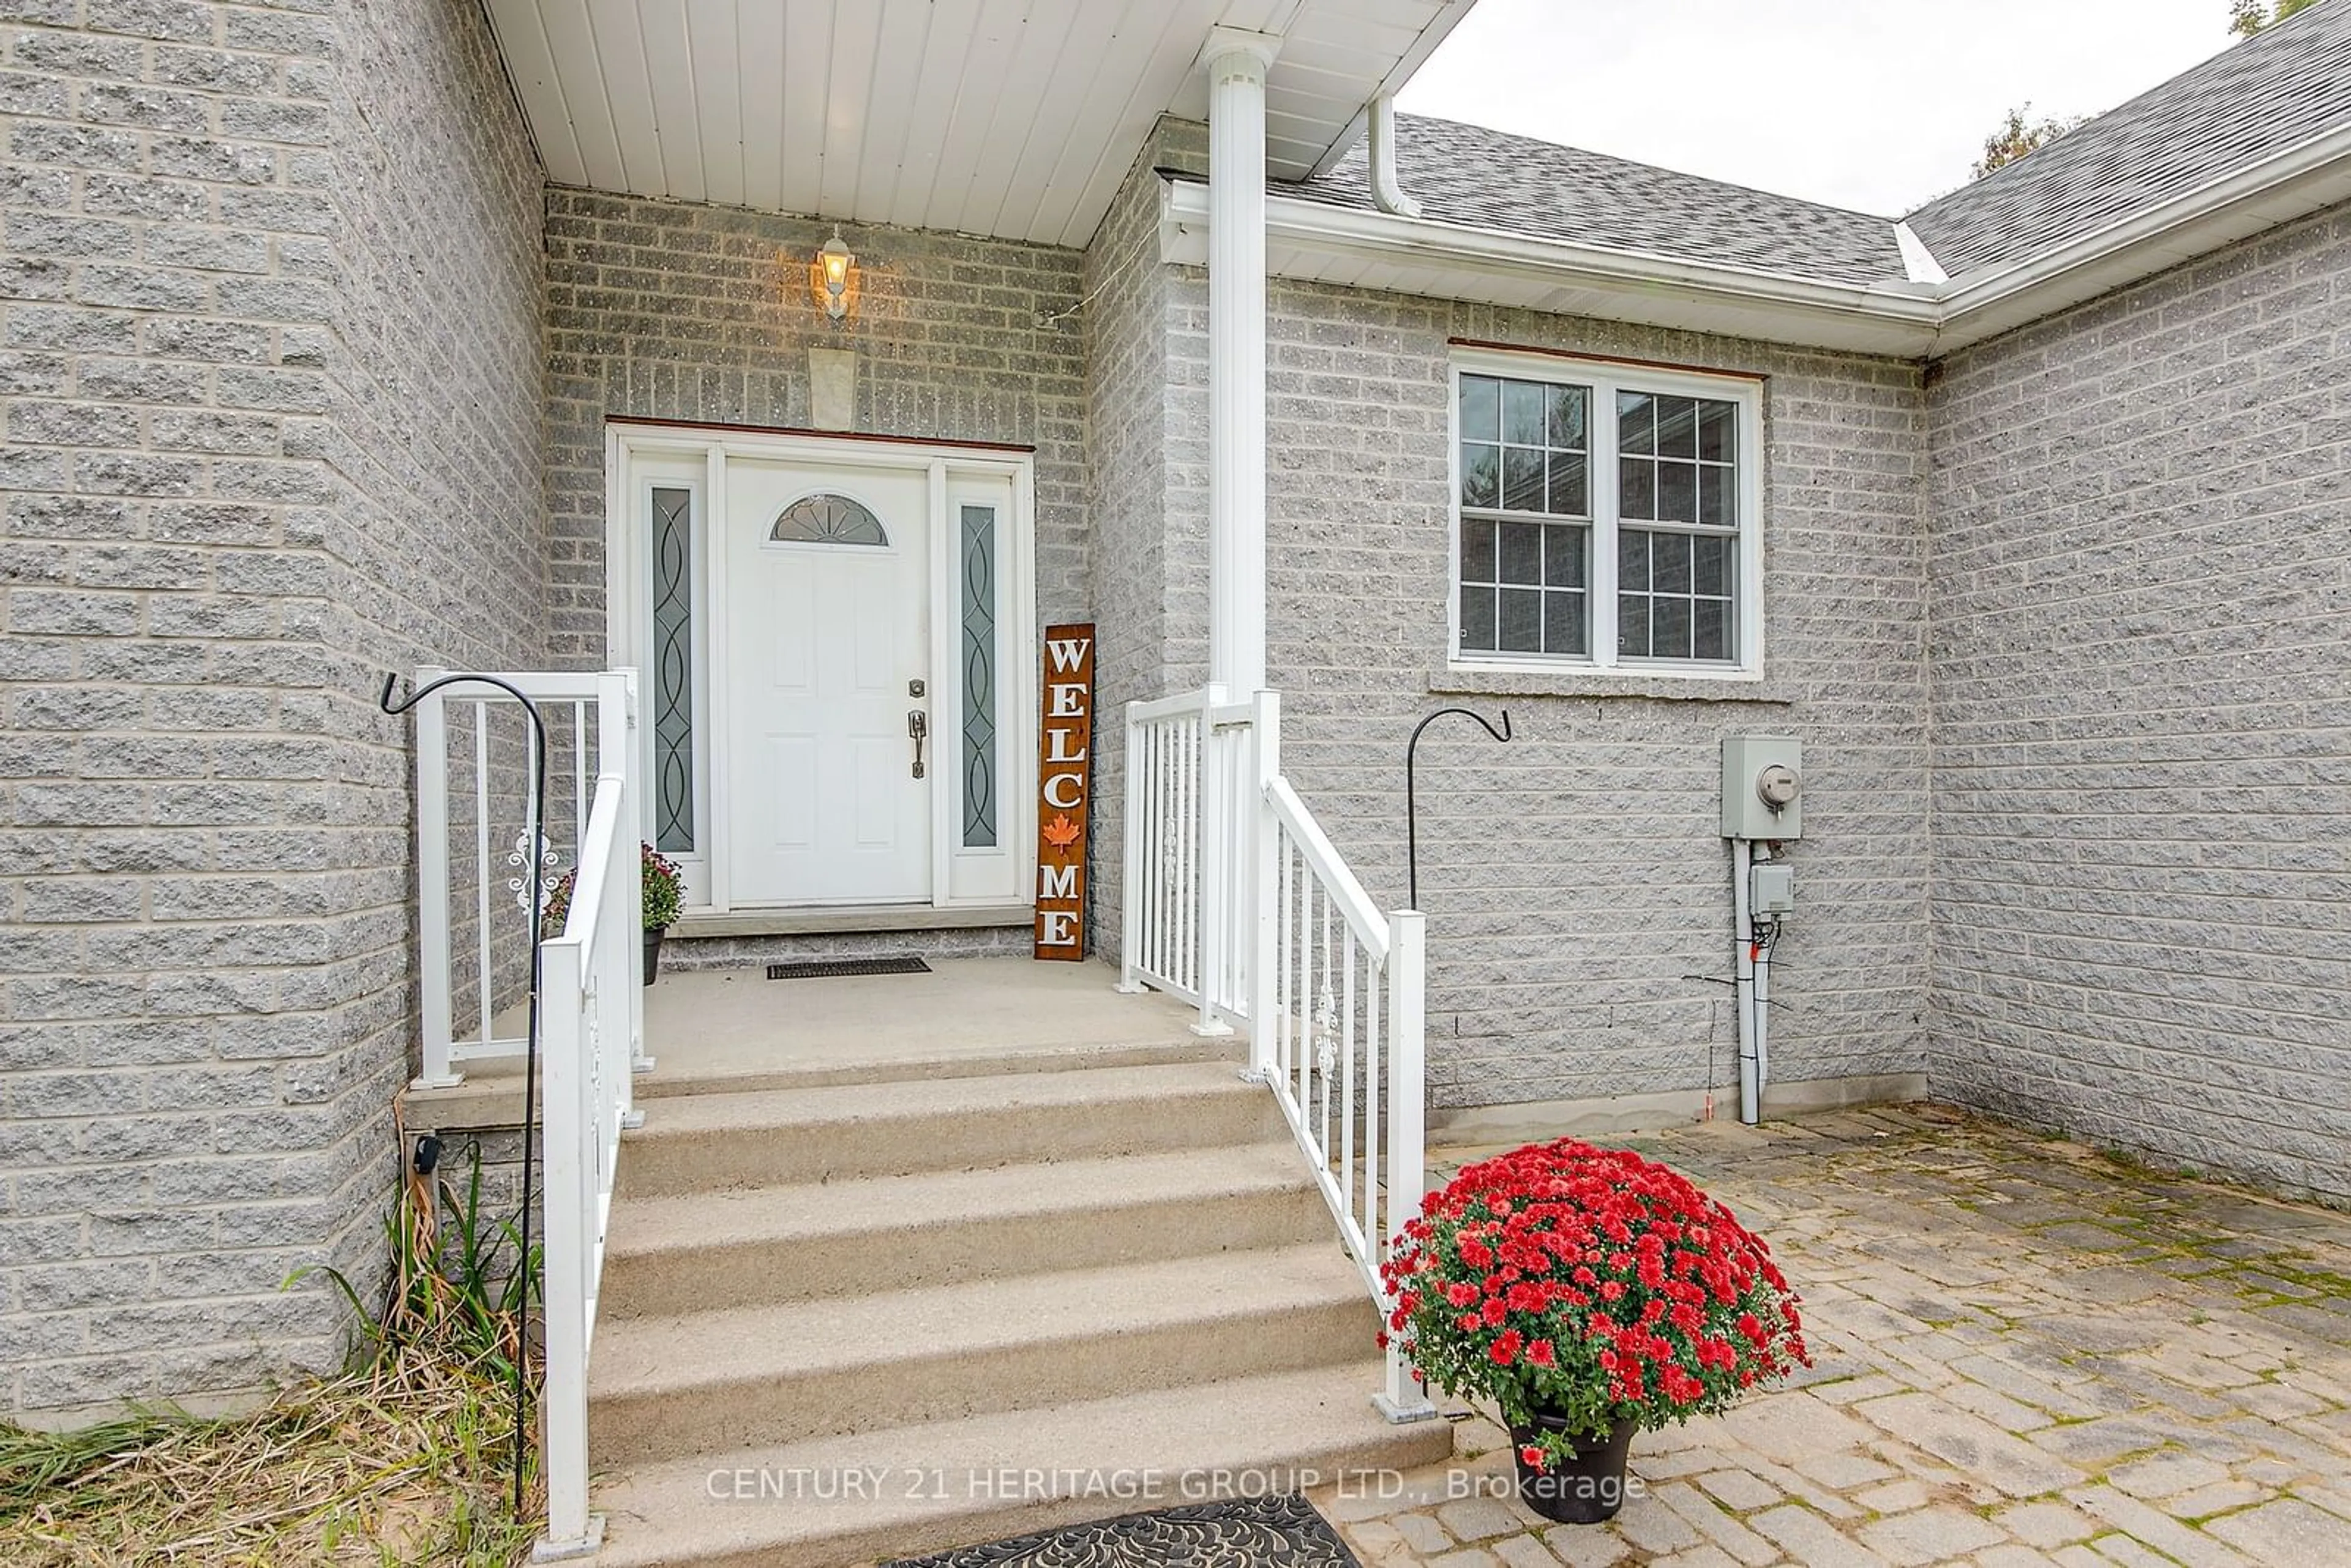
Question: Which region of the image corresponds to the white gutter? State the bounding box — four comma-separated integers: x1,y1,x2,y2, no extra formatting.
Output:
1930,116,2351,350
1368,95,1421,218
1166,178,1946,350
1164,117,2351,359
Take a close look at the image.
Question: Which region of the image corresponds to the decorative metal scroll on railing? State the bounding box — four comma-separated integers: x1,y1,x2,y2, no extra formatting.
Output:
1119,685,1432,1420
410,669,633,1090
1261,775,1430,1420
397,666,642,1559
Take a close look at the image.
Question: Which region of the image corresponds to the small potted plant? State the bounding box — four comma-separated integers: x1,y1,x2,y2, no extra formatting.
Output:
1381,1138,1809,1523
639,842,682,982
541,842,684,986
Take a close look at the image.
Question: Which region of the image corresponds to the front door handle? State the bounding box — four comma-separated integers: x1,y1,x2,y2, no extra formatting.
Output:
908,710,928,779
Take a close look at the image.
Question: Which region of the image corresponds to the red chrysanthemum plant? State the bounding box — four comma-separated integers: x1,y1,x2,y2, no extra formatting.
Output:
1379,1138,1809,1472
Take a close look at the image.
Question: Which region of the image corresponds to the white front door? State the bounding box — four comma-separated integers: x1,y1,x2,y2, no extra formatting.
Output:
723,460,932,905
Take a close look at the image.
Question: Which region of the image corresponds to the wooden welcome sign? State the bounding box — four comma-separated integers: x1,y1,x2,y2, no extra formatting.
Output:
1034,623,1094,960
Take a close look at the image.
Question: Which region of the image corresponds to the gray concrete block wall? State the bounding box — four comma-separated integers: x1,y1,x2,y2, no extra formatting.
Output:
1081,119,1207,954
1198,288,1935,1112
306,0,549,1382
542,189,1091,670
1924,202,2351,1205
0,0,545,1417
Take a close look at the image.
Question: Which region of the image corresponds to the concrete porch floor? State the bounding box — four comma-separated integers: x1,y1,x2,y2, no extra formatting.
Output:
407,956,1212,1127
1315,1103,2351,1568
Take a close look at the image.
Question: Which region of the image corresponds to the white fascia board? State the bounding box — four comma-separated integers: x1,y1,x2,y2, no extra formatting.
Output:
1163,115,2351,361
1163,178,1946,356
1927,119,2351,353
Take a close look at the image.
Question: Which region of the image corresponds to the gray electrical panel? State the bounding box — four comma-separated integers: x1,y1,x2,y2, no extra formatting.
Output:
1722,735,1803,839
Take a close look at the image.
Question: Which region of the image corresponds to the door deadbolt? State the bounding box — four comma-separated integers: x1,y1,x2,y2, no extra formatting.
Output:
909,678,926,698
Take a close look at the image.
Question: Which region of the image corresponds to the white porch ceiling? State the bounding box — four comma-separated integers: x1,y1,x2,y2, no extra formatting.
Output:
484,0,1471,249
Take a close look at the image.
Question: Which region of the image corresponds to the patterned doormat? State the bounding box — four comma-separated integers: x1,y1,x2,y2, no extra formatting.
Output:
882,1493,1359,1567
764,956,932,980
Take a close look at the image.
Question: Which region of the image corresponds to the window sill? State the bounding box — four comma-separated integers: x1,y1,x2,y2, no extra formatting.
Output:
1430,666,1798,705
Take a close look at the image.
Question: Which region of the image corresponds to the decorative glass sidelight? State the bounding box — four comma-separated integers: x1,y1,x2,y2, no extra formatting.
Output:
650,486,696,853
959,503,997,847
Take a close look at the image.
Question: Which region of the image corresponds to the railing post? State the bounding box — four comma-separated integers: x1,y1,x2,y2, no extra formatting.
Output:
607,669,651,1083
606,777,630,1149
1245,690,1281,1081
412,668,460,1089
1116,699,1147,994
1191,685,1233,1037
1376,907,1435,1422
535,934,604,1559
598,762,629,1157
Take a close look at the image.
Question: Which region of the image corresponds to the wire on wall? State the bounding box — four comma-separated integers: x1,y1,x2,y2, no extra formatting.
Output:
1035,228,1159,331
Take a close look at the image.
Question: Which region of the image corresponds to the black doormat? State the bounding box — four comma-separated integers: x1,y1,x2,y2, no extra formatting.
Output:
882,1493,1359,1567
764,956,932,980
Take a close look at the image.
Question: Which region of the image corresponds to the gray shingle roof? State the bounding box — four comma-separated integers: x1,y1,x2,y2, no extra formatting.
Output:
1282,114,1910,288
1280,0,2351,291
1903,0,2351,276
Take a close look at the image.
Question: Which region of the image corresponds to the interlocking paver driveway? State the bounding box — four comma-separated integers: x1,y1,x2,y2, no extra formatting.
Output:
1314,1105,2351,1567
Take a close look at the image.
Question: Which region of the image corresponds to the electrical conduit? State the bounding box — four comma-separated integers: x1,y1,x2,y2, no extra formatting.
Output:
1731,838,1758,1124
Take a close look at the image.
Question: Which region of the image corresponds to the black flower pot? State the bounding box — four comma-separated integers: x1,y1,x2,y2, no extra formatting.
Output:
643,926,664,986
1509,1414,1637,1523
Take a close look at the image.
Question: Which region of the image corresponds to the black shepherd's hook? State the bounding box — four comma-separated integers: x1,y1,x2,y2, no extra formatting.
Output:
379,671,547,1514
1406,706,1513,909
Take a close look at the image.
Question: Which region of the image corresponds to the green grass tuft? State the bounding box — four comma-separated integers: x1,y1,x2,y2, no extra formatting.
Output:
0,1141,544,1566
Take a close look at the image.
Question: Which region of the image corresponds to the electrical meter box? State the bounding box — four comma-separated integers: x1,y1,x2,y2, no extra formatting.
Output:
1722,735,1803,840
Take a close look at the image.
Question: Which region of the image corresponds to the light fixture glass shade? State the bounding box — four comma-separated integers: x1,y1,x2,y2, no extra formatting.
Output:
817,228,853,318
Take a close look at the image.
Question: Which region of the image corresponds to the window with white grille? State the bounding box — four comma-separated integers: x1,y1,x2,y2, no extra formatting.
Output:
1452,353,1761,674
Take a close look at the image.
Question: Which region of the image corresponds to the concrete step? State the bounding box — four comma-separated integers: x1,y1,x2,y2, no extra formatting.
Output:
636,1033,1233,1100
616,1060,1283,1198
600,1143,1330,1319
590,1360,1456,1568
587,1242,1378,1469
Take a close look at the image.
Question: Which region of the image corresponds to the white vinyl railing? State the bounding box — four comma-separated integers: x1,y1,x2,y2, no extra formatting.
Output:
404,667,642,1557
538,756,640,1558
411,669,640,1090
1121,686,1431,1420
1118,685,1255,1033
1262,776,1429,1419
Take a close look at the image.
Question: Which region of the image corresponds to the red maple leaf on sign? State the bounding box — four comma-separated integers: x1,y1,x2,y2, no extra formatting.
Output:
1042,814,1081,852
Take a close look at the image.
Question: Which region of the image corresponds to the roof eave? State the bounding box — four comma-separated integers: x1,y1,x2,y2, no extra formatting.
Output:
1164,179,1945,357
1929,119,2351,353
1302,1,1486,179
1163,118,2351,361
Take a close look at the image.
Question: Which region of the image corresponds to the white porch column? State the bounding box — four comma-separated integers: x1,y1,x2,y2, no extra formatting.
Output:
1205,27,1280,696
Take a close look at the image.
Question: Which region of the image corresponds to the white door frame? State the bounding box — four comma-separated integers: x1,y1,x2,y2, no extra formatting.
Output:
606,422,1039,917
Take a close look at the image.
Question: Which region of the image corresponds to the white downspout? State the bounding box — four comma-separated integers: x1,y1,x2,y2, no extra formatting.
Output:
1368,94,1420,218
1752,846,1775,1102
1732,839,1758,1124
1205,27,1281,696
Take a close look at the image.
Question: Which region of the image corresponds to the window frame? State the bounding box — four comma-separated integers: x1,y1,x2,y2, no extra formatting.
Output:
1447,348,1765,680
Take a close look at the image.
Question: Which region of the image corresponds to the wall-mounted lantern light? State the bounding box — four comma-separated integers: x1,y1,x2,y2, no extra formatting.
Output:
811,226,857,321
